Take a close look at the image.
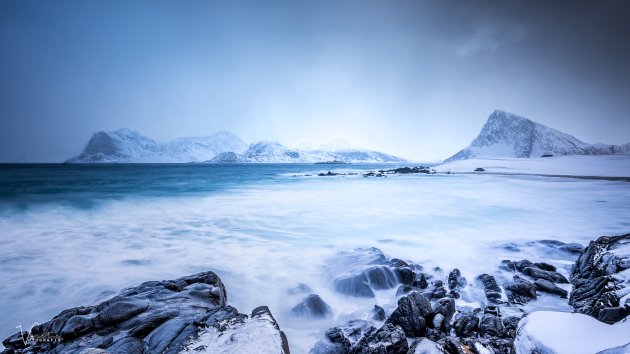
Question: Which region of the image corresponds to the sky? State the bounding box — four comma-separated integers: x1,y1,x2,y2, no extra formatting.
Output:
1,0,629,162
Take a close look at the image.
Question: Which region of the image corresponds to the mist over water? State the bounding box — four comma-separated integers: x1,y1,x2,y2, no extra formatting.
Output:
1,164,629,353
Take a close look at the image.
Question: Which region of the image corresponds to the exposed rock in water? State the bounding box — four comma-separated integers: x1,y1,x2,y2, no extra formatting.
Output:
1,272,289,354
370,305,386,322
505,275,537,304
334,273,376,298
476,274,502,303
385,292,433,337
291,294,333,319
447,268,467,290
570,233,630,324
534,279,568,298
351,323,408,354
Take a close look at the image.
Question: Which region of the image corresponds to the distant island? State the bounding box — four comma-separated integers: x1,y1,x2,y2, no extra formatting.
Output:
66,129,407,164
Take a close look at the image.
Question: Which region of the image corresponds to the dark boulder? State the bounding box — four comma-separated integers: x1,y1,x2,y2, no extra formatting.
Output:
502,316,522,339
334,273,376,298
534,279,568,298
476,274,502,303
1,271,289,354
522,266,569,284
370,305,386,322
350,323,408,354
365,266,398,290
534,262,557,272
385,291,433,337
447,269,467,290
505,275,537,304
515,260,535,272
311,320,375,354
479,313,505,337
570,234,630,324
291,294,333,319
394,266,415,285
453,313,479,337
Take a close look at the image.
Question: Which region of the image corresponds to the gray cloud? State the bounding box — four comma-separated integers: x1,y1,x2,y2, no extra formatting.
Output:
0,0,629,162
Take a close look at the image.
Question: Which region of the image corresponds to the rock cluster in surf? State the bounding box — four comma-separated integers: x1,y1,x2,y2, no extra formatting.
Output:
1,272,289,354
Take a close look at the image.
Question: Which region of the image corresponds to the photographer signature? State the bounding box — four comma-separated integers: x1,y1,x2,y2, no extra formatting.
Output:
14,323,62,345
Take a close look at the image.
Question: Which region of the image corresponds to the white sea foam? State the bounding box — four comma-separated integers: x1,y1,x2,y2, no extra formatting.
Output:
1,174,629,353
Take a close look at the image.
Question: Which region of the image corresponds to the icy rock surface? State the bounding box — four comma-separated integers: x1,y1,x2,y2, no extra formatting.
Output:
570,234,630,324
1,271,289,354
446,110,630,162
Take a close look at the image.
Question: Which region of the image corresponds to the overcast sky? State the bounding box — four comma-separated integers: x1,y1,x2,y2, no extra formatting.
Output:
1,0,629,162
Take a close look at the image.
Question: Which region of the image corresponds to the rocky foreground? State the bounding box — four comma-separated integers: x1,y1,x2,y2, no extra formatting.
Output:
2,234,629,354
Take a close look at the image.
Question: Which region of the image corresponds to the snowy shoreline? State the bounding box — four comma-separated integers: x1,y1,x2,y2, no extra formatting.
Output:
434,155,630,178
3,234,629,354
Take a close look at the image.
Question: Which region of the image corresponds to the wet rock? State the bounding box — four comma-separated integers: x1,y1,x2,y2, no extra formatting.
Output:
389,258,409,268
59,315,96,340
499,260,516,272
395,284,413,296
414,273,429,289
423,281,448,300
534,279,568,298
505,275,537,304
1,271,289,354
522,266,569,284
370,305,386,322
351,323,408,354
536,239,584,254
515,260,536,272
334,273,376,298
476,274,502,303
453,313,479,337
438,336,466,354
534,262,557,272
479,312,505,337
447,269,467,290
291,294,333,319
312,320,375,354
394,266,415,285
433,297,456,322
365,266,397,290
502,316,521,339
570,234,630,324
385,291,433,337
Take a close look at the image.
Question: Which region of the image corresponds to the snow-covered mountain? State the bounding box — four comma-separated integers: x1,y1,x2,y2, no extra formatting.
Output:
68,129,407,163
445,110,630,162
207,141,406,163
67,129,246,163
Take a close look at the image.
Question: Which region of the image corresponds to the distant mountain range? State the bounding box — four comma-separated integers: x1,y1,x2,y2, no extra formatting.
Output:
66,129,407,163
446,110,630,162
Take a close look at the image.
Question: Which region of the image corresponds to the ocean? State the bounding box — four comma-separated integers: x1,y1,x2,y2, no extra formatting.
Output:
1,163,629,353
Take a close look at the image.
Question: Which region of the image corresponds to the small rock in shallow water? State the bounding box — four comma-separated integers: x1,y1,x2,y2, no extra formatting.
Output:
370,305,386,321
534,279,568,298
476,274,502,303
522,266,569,284
453,313,479,337
291,294,333,319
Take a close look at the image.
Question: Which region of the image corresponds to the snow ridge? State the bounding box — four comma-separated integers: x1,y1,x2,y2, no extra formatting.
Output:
68,129,406,163
446,110,630,162
208,141,406,163
67,129,247,163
